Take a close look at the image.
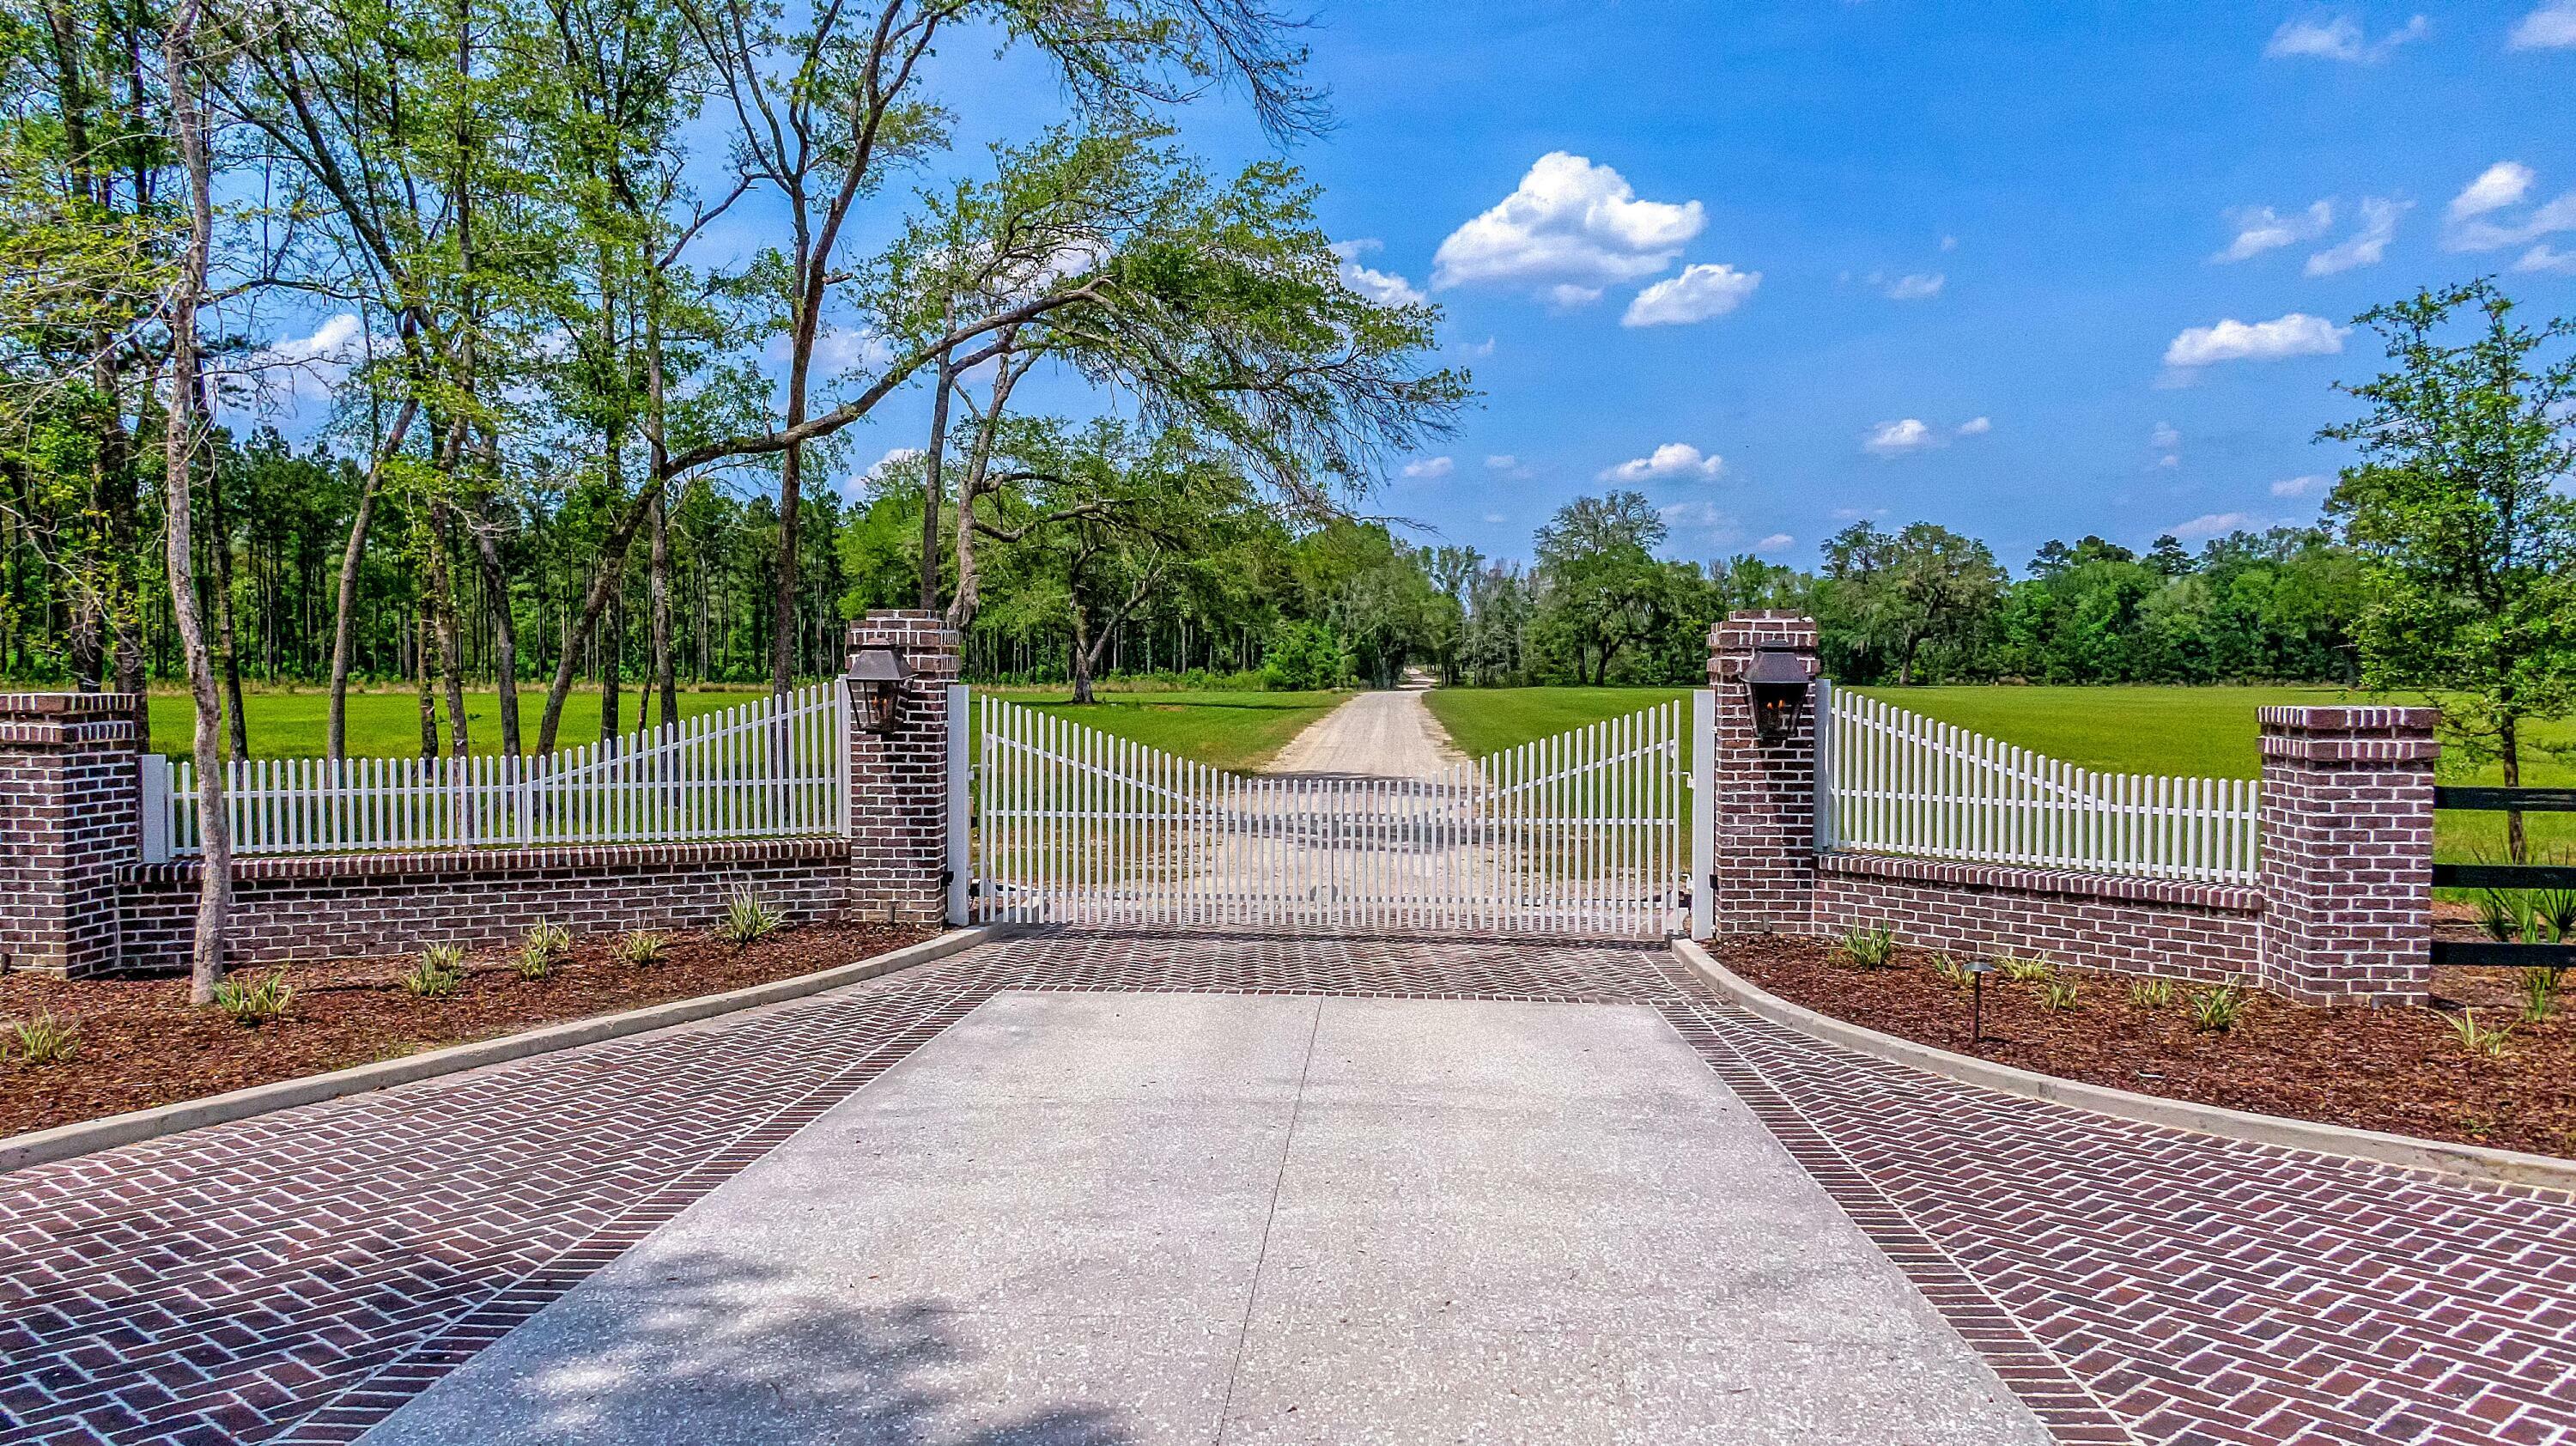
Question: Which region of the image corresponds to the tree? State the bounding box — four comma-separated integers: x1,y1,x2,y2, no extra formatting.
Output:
1820,521,2004,684
1530,490,1675,686
2324,279,2576,860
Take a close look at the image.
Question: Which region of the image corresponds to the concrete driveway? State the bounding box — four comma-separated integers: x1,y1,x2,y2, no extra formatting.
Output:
350,993,2044,1445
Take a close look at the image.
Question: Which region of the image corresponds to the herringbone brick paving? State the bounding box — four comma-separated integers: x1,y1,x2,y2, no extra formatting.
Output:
3,930,2573,1445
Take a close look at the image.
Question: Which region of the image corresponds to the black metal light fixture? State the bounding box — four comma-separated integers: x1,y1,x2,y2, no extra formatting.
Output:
1744,645,1813,746
848,645,914,734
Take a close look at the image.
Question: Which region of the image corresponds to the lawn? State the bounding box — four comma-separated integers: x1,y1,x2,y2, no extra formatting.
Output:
143,687,772,760
1425,683,2576,865
979,685,1348,773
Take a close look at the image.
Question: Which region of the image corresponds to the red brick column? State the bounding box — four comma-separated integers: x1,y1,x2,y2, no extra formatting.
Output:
846,611,961,925
1710,612,1821,935
0,694,144,976
2257,706,2438,1005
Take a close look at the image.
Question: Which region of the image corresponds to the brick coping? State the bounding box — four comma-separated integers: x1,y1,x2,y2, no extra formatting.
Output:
1820,848,2263,913
120,835,848,884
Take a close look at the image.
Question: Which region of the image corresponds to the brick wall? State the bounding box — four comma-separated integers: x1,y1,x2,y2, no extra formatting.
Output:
0,694,144,976
846,611,961,926
2257,706,2438,1004
1813,853,2263,984
119,840,852,972
1709,612,1820,934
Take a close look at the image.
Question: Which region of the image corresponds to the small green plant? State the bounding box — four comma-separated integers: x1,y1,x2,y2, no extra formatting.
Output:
2447,1007,2514,1060
615,930,670,968
6,1010,81,1065
2128,977,2175,1010
2038,977,2083,1011
718,886,782,948
2475,890,2530,944
405,944,465,999
2187,982,2247,1033
2534,865,2576,941
1998,954,2056,984
516,920,570,979
1929,953,1969,989
211,969,294,1026
2519,966,2563,1024
1838,924,1899,969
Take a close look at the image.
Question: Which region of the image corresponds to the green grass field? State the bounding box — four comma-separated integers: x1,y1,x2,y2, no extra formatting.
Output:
1424,683,2576,866
979,686,1348,774
144,687,769,760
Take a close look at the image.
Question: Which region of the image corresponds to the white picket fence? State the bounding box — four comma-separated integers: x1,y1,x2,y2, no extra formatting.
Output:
1817,682,2258,884
143,683,848,860
969,693,1689,936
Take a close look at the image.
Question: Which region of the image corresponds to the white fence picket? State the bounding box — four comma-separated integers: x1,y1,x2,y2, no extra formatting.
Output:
147,682,848,860
1817,687,2257,884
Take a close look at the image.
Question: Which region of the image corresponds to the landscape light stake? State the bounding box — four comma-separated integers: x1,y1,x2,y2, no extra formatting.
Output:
1967,961,1995,1045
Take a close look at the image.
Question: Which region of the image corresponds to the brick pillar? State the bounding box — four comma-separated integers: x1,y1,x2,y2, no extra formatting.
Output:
0,694,144,976
2257,706,2438,1005
1709,612,1821,935
846,611,961,925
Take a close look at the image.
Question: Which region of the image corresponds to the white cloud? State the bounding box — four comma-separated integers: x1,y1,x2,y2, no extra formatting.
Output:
1432,152,1705,301
1939,235,1959,252
2163,313,2348,368
781,325,891,374
1831,506,1891,522
1332,239,1427,307
2443,161,2576,252
2519,243,2576,273
1755,532,1795,553
1601,442,1725,483
1955,416,1992,436
2510,2,2576,48
1400,455,1455,479
2306,196,2411,275
246,312,369,407
1622,263,1761,326
2263,12,2428,62
2272,473,2332,497
1882,271,1946,301
2213,201,2334,263
1863,419,1941,456
1480,513,1507,525
2150,422,2184,450
846,447,924,498
1453,336,1498,358
1485,454,1534,478
2169,511,2267,541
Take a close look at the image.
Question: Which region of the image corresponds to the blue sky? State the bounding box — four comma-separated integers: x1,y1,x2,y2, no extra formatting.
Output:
252,2,2576,574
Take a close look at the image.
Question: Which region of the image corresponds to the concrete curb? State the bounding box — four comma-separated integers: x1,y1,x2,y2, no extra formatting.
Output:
1670,937,2576,1196
1,926,994,1176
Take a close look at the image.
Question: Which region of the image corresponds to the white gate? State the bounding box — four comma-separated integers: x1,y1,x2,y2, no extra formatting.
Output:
958,690,1694,938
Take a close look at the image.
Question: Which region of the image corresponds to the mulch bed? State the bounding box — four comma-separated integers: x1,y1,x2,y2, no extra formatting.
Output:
1720,933,2576,1160
0,920,938,1139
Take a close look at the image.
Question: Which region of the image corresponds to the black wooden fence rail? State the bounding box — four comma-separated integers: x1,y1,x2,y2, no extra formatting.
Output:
2430,786,2576,969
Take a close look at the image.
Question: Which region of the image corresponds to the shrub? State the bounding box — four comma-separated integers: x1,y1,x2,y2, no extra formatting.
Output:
616,930,670,968
5,1010,79,1066
2128,978,2175,1011
405,944,465,999
212,969,294,1026
1257,619,1354,691
718,887,781,948
1929,953,1969,990
2187,983,2247,1033
1998,954,2056,984
2038,977,2082,1011
2448,1008,2513,1060
516,920,571,980
2519,967,2562,1024
2475,890,2527,944
2536,866,2576,941
1838,924,1898,969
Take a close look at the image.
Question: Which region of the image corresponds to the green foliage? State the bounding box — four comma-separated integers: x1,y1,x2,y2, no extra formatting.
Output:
2446,1007,2514,1059
517,920,570,978
2187,983,2248,1033
1818,522,2006,686
2518,968,2561,1024
1528,491,1710,687
5,1010,80,1066
1929,953,1970,989
615,930,669,967
717,886,781,948
2038,977,2083,1010
2129,977,2176,1010
1838,924,1899,969
1999,954,2056,983
1259,620,1353,691
405,945,465,999
211,969,295,1026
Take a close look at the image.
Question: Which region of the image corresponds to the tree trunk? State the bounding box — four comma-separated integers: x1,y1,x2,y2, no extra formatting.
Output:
650,488,676,730
424,498,470,756
602,573,623,749
532,475,668,751
2503,713,2527,865
163,0,231,1003
328,398,418,762
416,613,438,759
471,496,519,754
918,349,952,611
197,372,249,757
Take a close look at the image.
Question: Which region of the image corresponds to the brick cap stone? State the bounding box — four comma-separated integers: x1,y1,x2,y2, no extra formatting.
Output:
1821,848,2265,914
2256,705,2440,731
1710,611,1820,652
0,692,143,717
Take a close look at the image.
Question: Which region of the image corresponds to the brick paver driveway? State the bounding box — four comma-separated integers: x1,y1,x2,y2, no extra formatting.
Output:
5,932,2575,1445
